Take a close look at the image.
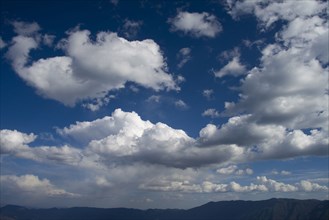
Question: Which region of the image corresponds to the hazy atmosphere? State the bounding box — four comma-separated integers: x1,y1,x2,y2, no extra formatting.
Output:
0,0,328,209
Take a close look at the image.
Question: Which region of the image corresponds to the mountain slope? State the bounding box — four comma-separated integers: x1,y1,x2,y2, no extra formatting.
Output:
1,198,328,220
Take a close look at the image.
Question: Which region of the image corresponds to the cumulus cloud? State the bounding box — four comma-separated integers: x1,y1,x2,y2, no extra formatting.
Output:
169,11,222,38
3,109,242,169
202,108,220,118
140,176,327,193
225,0,327,29
0,174,78,197
177,47,192,68
0,129,83,166
6,23,179,107
214,56,246,77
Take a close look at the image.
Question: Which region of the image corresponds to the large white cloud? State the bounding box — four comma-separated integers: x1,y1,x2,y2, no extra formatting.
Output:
6,23,179,107
169,11,222,38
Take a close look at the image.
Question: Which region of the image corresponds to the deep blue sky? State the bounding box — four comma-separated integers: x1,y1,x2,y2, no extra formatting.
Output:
1,0,328,209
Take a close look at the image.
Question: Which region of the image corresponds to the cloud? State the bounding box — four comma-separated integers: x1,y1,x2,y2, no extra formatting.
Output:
272,170,291,176
122,19,143,38
4,109,242,169
11,21,41,36
202,108,220,118
225,0,327,28
202,89,214,100
42,34,56,46
217,165,253,175
174,100,189,110
169,11,222,38
0,129,36,154
6,23,179,107
140,176,328,193
0,129,83,166
0,37,7,49
0,174,78,198
214,56,246,77
222,3,329,131
177,47,192,68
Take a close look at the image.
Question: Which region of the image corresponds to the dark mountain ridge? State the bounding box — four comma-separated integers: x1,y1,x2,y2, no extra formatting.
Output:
1,198,328,220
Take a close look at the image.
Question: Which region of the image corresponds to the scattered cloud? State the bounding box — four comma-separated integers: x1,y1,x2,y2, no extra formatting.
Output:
11,21,40,36
214,56,246,78
272,170,291,176
122,19,143,38
177,47,192,68
140,176,328,193
202,108,220,118
175,99,189,110
169,11,222,38
202,89,214,100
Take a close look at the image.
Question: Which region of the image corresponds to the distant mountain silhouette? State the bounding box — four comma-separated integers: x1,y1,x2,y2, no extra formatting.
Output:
1,198,328,220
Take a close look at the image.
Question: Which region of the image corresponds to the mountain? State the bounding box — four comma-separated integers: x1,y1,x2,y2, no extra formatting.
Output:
1,198,328,220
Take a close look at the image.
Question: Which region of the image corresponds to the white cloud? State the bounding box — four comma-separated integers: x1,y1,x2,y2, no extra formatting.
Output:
298,180,328,192
202,89,214,100
7,24,179,107
0,129,36,154
175,100,188,110
169,11,222,38
202,108,220,118
177,47,192,68
0,174,78,197
214,56,246,77
226,0,327,28
217,165,253,175
140,176,327,193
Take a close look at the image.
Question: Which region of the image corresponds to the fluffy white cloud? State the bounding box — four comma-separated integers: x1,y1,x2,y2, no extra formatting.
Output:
0,129,83,166
214,56,246,77
169,11,222,38
7,24,179,107
226,0,327,28
177,47,192,68
202,108,220,118
0,174,78,197
0,129,36,154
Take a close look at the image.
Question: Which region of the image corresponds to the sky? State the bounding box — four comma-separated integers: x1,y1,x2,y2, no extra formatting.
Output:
0,0,328,209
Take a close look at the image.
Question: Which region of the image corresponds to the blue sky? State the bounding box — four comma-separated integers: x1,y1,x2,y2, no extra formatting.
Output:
0,0,328,209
